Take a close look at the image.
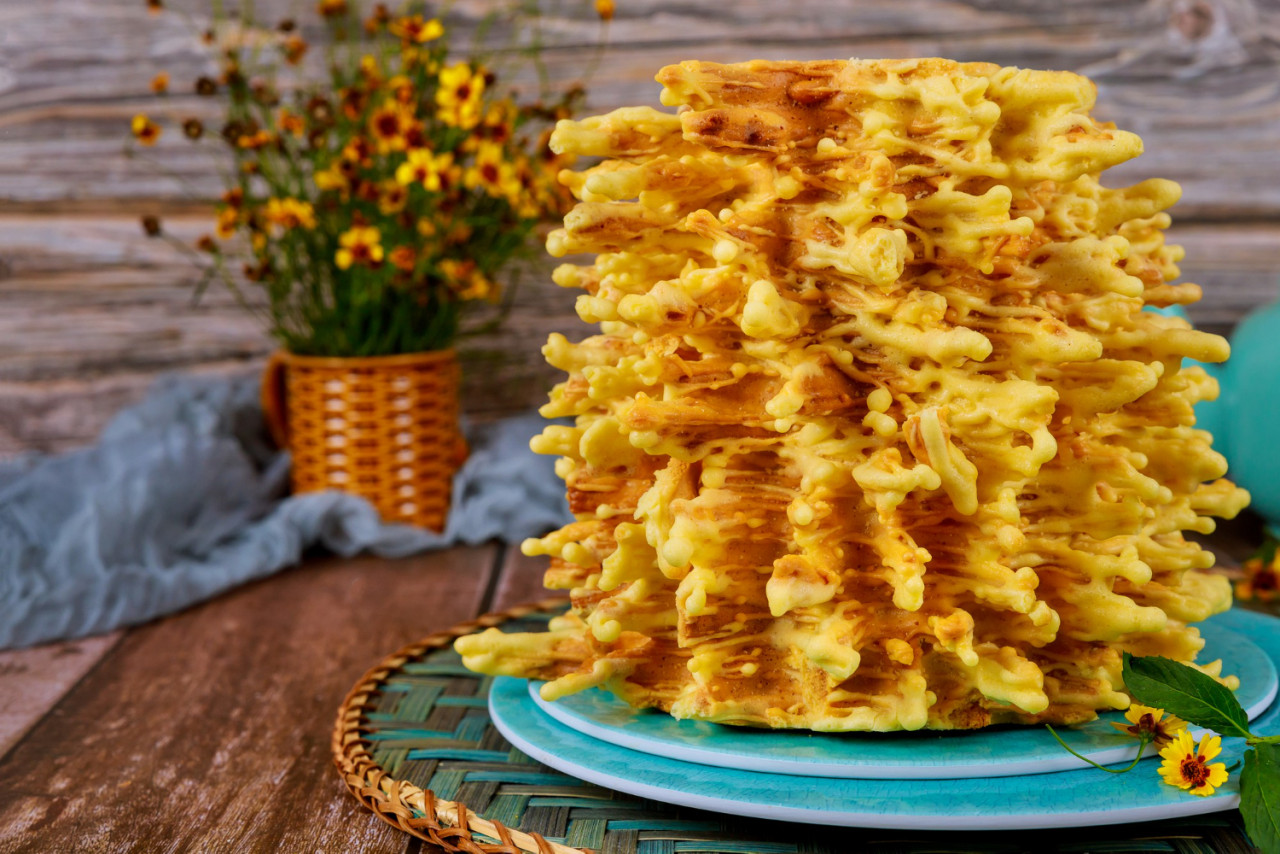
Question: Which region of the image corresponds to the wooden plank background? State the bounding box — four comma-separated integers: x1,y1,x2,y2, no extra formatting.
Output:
2,0,1278,455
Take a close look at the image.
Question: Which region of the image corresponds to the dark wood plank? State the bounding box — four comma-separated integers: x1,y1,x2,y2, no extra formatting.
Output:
0,632,121,760
0,548,498,854
491,548,559,613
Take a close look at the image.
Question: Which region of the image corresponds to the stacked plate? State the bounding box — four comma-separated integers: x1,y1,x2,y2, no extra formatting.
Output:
489,609,1279,830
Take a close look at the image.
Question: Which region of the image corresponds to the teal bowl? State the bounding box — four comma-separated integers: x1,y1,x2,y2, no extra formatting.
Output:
1195,293,1280,532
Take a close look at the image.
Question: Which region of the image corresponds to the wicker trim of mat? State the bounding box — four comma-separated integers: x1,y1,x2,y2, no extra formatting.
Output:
333,597,583,854
334,598,1260,854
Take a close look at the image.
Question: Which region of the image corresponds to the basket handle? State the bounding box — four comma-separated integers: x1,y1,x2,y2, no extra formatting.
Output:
261,350,289,449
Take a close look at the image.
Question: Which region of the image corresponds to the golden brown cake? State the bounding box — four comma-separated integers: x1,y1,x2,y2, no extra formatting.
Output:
456,58,1249,731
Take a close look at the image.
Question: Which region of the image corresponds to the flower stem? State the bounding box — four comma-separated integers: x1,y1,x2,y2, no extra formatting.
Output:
1045,725,1152,773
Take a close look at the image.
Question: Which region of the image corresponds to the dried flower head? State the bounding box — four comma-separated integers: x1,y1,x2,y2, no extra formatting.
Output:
140,215,162,237
282,34,308,65
195,76,218,97
182,118,205,140
1111,704,1186,748
317,0,348,17
150,72,170,94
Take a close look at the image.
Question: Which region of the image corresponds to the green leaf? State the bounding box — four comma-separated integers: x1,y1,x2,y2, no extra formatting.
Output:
1122,653,1252,739
1241,744,1280,854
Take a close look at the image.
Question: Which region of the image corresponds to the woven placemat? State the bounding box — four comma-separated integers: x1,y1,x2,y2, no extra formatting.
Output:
332,599,1258,854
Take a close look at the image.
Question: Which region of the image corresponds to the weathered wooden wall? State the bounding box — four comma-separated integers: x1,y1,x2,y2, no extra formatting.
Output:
2,0,1279,454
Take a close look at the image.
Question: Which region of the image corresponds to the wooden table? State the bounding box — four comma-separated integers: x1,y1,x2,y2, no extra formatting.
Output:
0,544,556,853
0,522,1268,853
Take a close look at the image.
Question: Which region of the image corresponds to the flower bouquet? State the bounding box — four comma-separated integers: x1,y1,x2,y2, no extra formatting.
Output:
132,0,597,530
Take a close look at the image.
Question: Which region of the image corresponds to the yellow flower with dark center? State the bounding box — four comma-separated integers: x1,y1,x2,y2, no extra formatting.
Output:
436,63,484,129
396,149,453,192
339,87,367,120
389,15,443,44
131,114,161,146
465,141,521,201
439,258,495,301
278,109,305,137
317,0,347,17
215,207,239,239
368,100,416,153
388,75,416,106
341,137,374,166
335,226,384,270
264,197,316,232
150,72,169,94
315,164,348,193
182,118,204,140
282,35,308,65
1110,705,1186,748
358,55,382,86
1236,552,1280,602
595,0,615,20
1157,731,1229,797
378,181,408,215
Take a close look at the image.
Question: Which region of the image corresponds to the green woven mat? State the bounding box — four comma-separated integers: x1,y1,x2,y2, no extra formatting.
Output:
358,608,1257,854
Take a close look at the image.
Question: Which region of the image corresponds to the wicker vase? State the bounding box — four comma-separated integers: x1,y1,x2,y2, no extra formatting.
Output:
261,349,466,532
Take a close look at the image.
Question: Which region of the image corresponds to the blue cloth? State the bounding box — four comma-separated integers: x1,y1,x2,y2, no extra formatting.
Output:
0,374,571,649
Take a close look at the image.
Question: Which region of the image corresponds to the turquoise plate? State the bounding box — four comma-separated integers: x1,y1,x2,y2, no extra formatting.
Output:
489,609,1280,830
527,616,1276,779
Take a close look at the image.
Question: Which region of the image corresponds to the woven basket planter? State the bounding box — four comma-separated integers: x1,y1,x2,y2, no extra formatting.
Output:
262,349,466,532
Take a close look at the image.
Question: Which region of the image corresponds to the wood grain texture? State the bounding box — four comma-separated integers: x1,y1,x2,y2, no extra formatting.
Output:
0,632,121,760
490,548,558,613
0,548,497,854
2,0,1278,453
3,0,1278,214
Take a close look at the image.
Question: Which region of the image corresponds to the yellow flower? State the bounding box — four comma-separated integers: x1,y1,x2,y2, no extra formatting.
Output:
377,181,407,215
150,72,169,94
389,15,443,44
358,55,382,85
388,75,416,105
315,164,348,193
237,129,274,150
1110,705,1186,748
594,0,615,20
440,258,496,301
396,149,453,192
279,109,305,137
335,226,384,270
1236,553,1280,602
436,63,484,129
1157,730,1229,797
282,34,308,65
368,100,416,153
465,141,521,201
317,0,347,16
131,114,161,145
215,207,239,239
264,197,316,231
